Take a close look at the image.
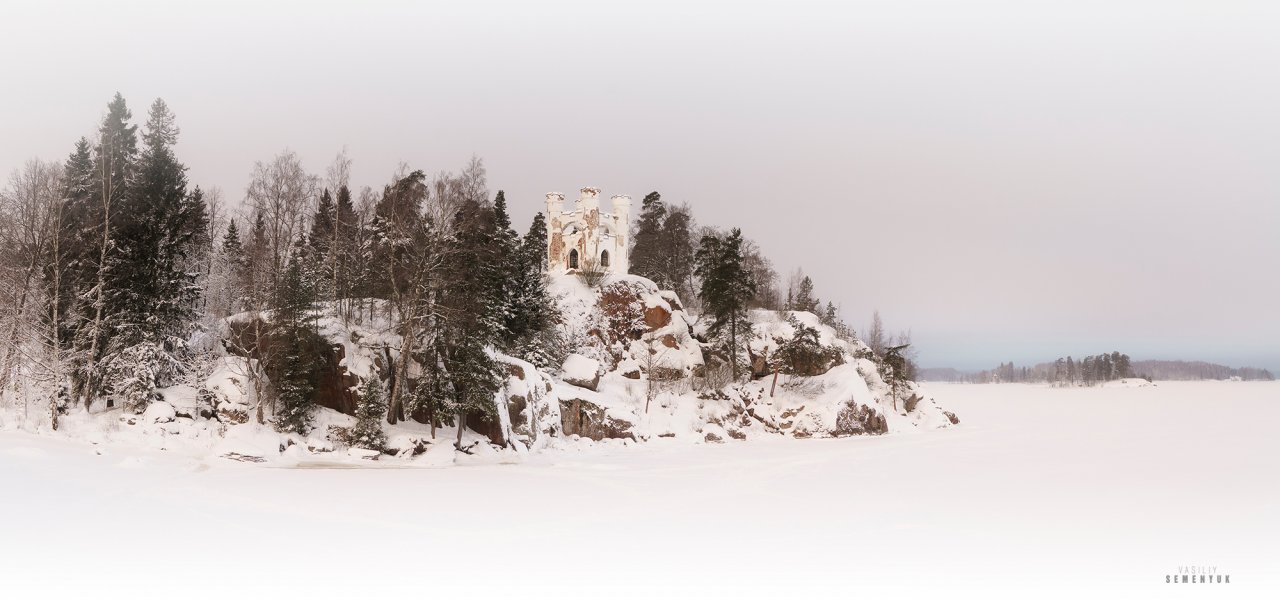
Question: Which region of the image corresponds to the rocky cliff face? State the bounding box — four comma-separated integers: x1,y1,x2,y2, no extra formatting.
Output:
540,275,957,442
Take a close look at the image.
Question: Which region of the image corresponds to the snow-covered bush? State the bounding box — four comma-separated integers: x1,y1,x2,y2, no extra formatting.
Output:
99,339,188,413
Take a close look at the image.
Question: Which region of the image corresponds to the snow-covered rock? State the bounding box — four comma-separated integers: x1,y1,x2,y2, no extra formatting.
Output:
143,401,176,424
203,356,256,424
561,353,602,391
347,447,381,460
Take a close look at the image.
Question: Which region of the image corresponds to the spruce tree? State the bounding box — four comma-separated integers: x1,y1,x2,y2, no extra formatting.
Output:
492,190,520,336
106,98,201,345
659,205,695,297
351,377,388,450
77,93,139,404
51,138,95,349
247,212,270,309
506,212,557,365
306,188,337,300
221,220,247,311
332,185,359,315
428,196,506,447
269,245,322,435
630,192,666,282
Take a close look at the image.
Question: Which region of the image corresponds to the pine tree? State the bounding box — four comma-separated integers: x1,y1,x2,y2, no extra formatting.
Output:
630,192,666,282
880,344,912,410
777,315,833,375
694,228,757,381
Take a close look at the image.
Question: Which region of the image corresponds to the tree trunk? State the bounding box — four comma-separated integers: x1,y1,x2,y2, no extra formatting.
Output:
730,316,738,380
455,411,466,448
82,154,114,409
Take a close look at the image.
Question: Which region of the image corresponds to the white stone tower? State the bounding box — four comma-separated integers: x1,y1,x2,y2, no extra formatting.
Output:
610,194,632,274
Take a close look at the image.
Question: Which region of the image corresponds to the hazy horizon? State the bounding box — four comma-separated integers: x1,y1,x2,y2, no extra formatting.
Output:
3,1,1277,372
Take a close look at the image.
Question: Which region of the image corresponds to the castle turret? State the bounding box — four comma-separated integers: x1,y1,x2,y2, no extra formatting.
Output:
545,191,565,220
578,186,600,214
611,194,632,274
545,192,566,268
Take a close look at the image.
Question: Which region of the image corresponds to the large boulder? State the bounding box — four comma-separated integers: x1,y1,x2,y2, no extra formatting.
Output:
561,354,602,391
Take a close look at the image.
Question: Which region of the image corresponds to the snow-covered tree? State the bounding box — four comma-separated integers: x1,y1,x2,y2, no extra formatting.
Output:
351,377,388,451
694,228,757,381
106,98,203,346
267,243,322,434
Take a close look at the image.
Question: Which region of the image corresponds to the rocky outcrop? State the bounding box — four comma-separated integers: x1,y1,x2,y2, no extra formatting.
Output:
225,315,360,416
550,275,704,381
559,398,635,441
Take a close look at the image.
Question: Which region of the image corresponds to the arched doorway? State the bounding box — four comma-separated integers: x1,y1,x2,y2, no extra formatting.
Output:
600,249,610,268
568,248,579,269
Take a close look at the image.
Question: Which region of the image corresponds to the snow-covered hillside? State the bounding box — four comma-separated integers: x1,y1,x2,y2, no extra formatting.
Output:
0,273,956,465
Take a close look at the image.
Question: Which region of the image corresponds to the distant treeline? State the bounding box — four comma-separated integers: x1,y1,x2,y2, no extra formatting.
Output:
921,356,1275,384
1129,360,1274,381
980,352,1134,386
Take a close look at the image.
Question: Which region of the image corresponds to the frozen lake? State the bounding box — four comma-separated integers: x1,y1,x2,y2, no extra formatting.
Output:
1,381,1275,597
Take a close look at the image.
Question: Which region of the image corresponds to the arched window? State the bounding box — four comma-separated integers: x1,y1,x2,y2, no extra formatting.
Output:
600,249,610,268
568,249,579,269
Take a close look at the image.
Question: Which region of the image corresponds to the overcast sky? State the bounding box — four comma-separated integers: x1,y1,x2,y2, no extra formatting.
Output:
3,0,1277,371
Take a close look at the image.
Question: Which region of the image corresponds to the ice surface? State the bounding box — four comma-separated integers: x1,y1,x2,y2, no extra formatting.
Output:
1,381,1275,597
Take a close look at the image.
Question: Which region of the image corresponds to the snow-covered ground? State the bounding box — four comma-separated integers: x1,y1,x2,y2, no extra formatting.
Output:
1,381,1275,598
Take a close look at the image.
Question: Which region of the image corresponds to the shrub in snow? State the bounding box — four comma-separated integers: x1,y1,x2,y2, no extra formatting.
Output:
597,280,647,357
576,257,609,288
